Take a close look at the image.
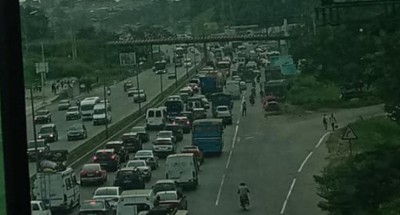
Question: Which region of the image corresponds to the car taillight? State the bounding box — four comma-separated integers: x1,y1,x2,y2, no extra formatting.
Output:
111,155,117,160
80,170,87,176
93,156,98,161
187,121,190,125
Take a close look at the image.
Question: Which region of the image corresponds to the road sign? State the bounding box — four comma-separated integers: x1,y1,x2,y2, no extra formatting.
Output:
35,62,49,74
119,52,136,66
280,63,297,76
341,126,358,140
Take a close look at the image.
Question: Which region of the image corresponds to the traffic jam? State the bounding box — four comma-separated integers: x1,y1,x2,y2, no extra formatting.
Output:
30,42,277,215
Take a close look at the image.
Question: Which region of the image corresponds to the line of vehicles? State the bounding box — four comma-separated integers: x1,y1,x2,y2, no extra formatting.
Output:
30,59,238,215
30,41,289,215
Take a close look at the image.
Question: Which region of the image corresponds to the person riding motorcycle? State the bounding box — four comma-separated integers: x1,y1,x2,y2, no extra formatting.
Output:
237,182,250,209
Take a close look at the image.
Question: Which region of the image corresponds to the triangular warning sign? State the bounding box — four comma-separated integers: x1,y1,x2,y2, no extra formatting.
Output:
341,126,358,140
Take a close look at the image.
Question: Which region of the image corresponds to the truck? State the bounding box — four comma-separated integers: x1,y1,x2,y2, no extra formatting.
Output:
211,93,233,117
199,76,217,97
264,65,282,82
33,167,80,212
264,79,288,101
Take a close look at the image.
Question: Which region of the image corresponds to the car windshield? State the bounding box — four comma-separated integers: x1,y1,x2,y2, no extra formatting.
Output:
217,107,228,112
131,127,145,133
82,164,100,171
105,144,121,150
36,110,47,115
80,201,105,210
39,127,53,134
80,104,94,111
136,151,152,157
93,108,105,114
94,188,118,197
154,140,172,145
69,124,82,131
68,107,79,112
27,141,45,148
31,203,39,211
127,161,145,168
158,132,172,138
154,183,175,193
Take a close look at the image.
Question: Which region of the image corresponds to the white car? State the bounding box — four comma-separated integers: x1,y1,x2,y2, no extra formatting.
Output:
126,160,152,181
216,105,233,125
134,150,159,170
157,130,176,144
31,200,52,215
65,106,81,121
152,138,176,158
92,186,121,209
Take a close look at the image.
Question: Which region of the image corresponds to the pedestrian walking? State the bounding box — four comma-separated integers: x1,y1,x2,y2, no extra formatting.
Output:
322,114,328,130
242,101,247,116
329,113,337,131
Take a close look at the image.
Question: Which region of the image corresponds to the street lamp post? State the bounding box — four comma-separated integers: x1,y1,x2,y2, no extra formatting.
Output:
136,62,143,113
103,77,109,138
185,52,189,78
159,73,164,98
29,87,41,173
174,63,178,88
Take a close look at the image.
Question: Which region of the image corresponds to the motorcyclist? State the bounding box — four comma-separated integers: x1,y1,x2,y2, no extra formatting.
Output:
237,182,250,209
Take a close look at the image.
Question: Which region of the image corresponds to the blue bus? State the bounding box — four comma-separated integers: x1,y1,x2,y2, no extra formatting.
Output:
192,119,224,155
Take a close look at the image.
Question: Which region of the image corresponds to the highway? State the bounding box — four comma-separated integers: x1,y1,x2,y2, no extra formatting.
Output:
27,45,200,177
64,84,245,215
40,72,385,215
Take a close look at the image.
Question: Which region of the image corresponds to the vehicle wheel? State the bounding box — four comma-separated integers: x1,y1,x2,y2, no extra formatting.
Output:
67,137,71,141
80,181,85,186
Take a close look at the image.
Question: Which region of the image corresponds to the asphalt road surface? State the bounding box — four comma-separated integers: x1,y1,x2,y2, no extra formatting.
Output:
28,46,200,177
50,75,384,215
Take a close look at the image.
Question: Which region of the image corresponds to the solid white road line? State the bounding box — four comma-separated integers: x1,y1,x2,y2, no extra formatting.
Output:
298,151,313,173
280,178,297,214
226,150,233,169
215,174,226,206
315,132,331,148
232,125,239,148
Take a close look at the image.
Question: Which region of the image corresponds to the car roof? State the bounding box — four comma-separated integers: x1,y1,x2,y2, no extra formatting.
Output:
106,141,123,145
159,130,172,133
156,138,173,141
122,132,138,136
94,186,119,192
83,163,100,167
68,106,79,109
60,99,69,102
96,149,114,153
119,167,137,172
156,179,175,184
217,105,229,108
40,124,55,128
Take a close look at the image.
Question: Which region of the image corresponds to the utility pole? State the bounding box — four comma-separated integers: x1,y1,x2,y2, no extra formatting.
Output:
30,87,41,173
40,42,46,103
136,62,142,113
185,52,189,78
103,76,109,138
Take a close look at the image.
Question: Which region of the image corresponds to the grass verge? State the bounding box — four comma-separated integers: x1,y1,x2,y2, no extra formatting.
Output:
287,75,382,111
325,116,400,166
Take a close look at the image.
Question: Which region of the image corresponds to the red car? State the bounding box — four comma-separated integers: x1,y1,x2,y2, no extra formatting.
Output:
181,146,204,164
173,116,191,133
80,163,107,186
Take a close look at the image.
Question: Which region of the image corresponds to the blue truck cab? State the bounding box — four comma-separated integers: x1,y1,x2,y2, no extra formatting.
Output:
191,119,224,155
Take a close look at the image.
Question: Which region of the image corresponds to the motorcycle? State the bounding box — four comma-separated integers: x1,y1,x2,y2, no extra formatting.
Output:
240,195,250,210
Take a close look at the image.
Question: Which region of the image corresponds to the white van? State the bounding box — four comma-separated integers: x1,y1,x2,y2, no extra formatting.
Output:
166,154,199,189
116,189,154,215
146,108,166,130
80,96,100,120
225,80,241,99
93,103,112,125
33,167,80,212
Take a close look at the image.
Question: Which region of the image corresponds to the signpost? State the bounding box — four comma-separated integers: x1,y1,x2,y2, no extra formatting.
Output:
35,62,49,102
341,125,358,155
